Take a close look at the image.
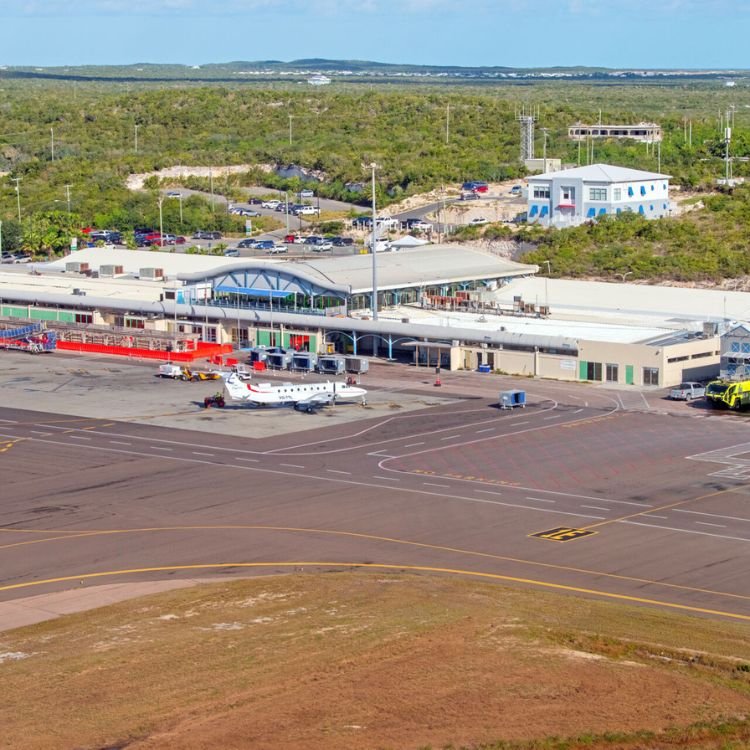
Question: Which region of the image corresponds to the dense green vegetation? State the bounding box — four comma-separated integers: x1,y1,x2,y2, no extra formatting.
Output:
0,77,748,277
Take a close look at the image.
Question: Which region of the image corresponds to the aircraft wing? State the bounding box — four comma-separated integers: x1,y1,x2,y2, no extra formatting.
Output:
294,392,334,412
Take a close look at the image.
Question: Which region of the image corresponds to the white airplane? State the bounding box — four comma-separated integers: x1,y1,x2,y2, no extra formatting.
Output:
221,372,367,411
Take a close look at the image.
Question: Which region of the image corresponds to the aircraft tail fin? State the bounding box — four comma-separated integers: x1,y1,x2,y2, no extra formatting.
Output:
222,372,250,401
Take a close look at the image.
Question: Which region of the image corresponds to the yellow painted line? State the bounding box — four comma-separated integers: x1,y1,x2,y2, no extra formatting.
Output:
0,562,748,622
1,523,749,604
584,484,749,530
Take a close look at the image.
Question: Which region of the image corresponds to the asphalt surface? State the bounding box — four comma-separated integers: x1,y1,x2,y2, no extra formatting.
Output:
2,362,750,625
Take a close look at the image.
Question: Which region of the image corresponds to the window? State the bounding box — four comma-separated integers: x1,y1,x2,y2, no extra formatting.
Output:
613,188,622,201
627,186,634,197
640,185,647,196
643,367,659,386
589,187,607,201
125,317,145,329
532,185,550,199
560,186,575,202
606,363,618,382
75,312,93,325
586,361,602,380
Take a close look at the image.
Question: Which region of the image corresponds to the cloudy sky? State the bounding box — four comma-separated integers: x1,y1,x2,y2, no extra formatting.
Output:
2,0,748,68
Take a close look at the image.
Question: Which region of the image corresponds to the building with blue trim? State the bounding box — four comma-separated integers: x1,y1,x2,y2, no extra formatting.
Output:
526,163,671,228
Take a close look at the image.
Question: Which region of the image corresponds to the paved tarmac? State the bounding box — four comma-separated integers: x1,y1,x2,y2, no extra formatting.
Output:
2,355,750,628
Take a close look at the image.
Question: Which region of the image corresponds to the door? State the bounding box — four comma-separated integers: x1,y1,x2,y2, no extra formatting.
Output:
579,360,588,380
625,365,634,385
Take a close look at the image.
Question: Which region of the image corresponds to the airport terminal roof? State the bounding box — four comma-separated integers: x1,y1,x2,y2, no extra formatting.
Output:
289,245,538,293
493,277,750,330
529,163,670,183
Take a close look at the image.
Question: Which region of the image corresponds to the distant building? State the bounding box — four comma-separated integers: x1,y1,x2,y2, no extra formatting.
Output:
569,122,662,143
526,163,671,228
307,74,331,86
720,323,750,379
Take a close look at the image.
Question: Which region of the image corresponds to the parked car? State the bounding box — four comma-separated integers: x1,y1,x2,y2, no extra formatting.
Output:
411,220,432,231
224,248,240,257
253,240,275,250
312,241,333,252
229,207,260,217
248,197,263,205
299,188,315,198
509,185,523,196
296,205,320,216
351,216,372,228
669,382,706,401
303,236,323,245
460,192,480,201
261,199,281,209
166,191,182,198
330,236,354,246
237,238,256,248
463,181,488,193
193,230,222,240
266,245,288,255
469,217,489,226
284,234,304,244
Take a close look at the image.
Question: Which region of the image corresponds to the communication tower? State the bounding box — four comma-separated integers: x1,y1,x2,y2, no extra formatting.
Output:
517,106,537,162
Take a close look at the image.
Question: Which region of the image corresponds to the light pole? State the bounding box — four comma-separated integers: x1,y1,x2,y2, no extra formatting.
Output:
285,191,290,235
11,178,21,221
158,196,164,249
288,115,294,146
541,128,549,173
134,124,139,154
370,162,379,321
542,259,551,275
64,184,72,214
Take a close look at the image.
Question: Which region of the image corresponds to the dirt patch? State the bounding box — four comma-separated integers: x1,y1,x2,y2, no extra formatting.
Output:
2,574,749,750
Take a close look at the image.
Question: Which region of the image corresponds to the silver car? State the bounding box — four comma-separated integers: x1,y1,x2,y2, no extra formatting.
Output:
669,382,706,401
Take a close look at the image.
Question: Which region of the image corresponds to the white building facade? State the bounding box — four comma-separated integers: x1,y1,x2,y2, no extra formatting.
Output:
526,163,671,228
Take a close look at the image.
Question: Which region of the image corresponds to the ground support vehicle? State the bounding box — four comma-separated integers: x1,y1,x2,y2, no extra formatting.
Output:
705,379,750,409
182,368,222,382
158,363,186,379
669,382,706,401
0,323,56,354
203,392,226,408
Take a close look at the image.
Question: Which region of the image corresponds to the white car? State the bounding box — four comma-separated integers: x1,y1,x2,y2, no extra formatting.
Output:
261,199,281,209
266,245,288,255
300,189,315,198
296,205,320,216
469,217,489,226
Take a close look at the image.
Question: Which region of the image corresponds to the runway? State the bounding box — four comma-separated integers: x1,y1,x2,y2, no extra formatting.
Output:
2,372,750,624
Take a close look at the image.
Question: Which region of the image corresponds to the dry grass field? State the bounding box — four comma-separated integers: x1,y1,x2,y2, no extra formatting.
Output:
2,573,750,750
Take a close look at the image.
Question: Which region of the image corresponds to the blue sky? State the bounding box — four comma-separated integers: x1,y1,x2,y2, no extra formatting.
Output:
2,0,749,69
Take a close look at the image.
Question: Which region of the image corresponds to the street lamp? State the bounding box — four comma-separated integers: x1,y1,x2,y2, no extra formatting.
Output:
542,259,552,275
617,271,633,282
158,196,164,249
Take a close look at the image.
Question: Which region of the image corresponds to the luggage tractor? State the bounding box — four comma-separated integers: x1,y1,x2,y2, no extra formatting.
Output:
705,379,750,409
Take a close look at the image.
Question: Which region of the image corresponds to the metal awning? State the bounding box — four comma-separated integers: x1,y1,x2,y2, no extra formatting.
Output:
215,285,291,299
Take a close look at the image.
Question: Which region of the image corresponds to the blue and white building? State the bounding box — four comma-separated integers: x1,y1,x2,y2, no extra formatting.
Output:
526,163,671,228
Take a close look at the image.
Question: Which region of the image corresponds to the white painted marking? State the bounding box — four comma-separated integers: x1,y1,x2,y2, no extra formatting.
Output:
30,430,51,436
581,504,609,511
476,428,495,434
0,419,18,424
67,435,91,441
573,408,584,414
476,489,503,496
280,463,305,469
326,469,352,475
674,508,750,524
150,446,173,452
403,442,424,448
424,482,450,488
440,434,461,441
192,451,214,457
109,441,131,446
695,521,727,528
543,415,562,421
646,514,668,519
526,496,556,504
236,457,259,463
620,519,750,543
373,476,400,482
512,421,529,426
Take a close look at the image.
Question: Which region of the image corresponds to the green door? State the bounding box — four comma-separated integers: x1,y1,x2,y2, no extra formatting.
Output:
579,360,588,380
625,365,634,385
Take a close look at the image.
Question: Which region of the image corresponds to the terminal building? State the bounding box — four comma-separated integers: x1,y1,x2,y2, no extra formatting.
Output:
568,122,662,143
0,244,733,388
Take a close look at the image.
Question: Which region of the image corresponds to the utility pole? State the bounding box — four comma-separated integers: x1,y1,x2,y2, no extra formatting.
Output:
445,104,450,145
209,167,214,213
541,128,549,173
64,184,72,214
370,163,379,321
11,178,21,221
134,124,139,154
158,196,164,249
50,127,55,161
288,115,294,145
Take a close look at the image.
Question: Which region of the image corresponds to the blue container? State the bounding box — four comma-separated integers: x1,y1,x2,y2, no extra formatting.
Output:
478,364,492,373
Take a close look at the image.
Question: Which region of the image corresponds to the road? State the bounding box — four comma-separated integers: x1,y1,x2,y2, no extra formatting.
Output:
2,370,750,624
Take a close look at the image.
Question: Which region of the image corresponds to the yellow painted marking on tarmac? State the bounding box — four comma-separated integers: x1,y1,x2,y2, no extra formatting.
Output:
0,438,24,453
2,523,750,604
530,526,597,543
1,561,749,622
584,484,750,531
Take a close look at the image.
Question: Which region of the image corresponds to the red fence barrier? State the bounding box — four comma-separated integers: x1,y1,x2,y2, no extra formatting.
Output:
56,341,233,362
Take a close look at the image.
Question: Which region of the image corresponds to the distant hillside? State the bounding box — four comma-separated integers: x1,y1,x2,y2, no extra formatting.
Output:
0,59,747,84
